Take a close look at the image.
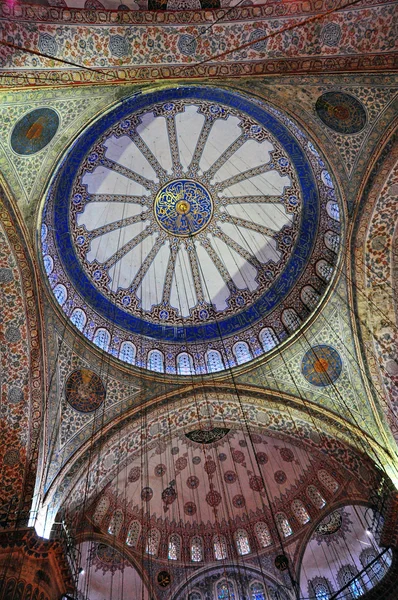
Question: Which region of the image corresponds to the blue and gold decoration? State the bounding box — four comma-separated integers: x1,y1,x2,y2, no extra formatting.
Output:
315,92,366,134
154,179,213,237
301,345,342,387
11,107,59,155
65,368,106,413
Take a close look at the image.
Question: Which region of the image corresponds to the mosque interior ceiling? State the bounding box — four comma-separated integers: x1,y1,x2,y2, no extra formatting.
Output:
0,1,397,598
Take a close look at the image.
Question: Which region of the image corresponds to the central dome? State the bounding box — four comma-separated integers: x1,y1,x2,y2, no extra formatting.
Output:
41,87,341,374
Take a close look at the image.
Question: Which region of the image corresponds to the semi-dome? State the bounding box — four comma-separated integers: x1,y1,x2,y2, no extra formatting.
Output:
41,86,341,375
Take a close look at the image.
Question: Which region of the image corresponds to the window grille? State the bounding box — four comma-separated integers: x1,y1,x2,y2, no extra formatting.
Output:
259,328,278,352
70,308,87,332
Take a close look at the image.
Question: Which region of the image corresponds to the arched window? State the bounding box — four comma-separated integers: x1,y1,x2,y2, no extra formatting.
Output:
53,284,67,306
233,341,252,365
92,496,109,525
316,260,333,283
307,485,326,509
308,578,333,600
146,528,160,556
301,286,320,310
360,548,386,585
190,536,203,562
43,255,53,275
282,308,301,332
126,520,141,547
70,308,87,332
291,499,311,525
108,509,123,536
338,566,364,599
324,231,340,253
206,350,224,373
326,201,340,221
168,533,181,561
213,534,227,560
235,528,251,555
93,328,110,351
147,349,164,373
276,513,293,538
177,352,195,375
250,582,266,600
254,521,272,548
119,341,136,365
216,580,235,600
317,470,339,494
259,327,279,352
188,593,202,600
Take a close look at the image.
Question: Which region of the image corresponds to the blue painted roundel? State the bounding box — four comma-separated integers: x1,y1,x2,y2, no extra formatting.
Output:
41,86,338,372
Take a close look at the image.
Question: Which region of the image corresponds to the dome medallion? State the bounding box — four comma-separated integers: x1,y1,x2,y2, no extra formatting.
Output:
41,87,341,374
154,179,213,237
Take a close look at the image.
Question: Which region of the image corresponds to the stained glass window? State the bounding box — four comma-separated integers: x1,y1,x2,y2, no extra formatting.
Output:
146,528,160,556
235,528,251,555
126,520,141,547
254,521,272,548
70,308,87,332
250,582,266,600
233,342,252,365
177,352,195,375
93,328,110,351
282,308,301,332
326,201,340,221
276,513,293,537
317,470,339,493
307,485,326,509
301,286,320,310
316,260,333,283
360,548,386,585
92,496,109,525
314,583,330,600
259,327,279,352
119,341,136,364
206,350,224,373
53,284,67,306
147,349,164,372
43,255,53,275
190,536,203,562
108,509,123,536
338,567,364,599
291,499,311,525
168,534,181,561
217,580,235,600
213,535,227,560
324,230,340,253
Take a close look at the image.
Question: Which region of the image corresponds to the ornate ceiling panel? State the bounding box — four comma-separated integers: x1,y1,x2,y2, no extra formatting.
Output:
0,184,43,512
1,0,396,86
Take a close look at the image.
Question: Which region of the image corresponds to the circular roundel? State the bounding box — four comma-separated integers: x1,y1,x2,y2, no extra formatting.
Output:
275,554,289,571
315,92,366,134
154,179,213,236
301,345,342,387
41,86,341,374
11,108,59,155
65,368,105,413
157,571,171,588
